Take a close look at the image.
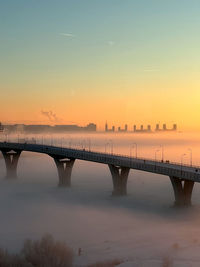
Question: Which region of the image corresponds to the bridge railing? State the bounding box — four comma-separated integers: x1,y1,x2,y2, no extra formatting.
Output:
0,140,200,170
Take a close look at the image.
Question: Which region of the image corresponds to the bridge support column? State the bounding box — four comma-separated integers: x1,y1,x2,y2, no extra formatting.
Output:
53,157,75,187
170,176,194,206
1,150,21,179
109,165,130,196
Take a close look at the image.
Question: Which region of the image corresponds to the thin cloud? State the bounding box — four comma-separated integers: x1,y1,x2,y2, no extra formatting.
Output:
108,41,115,46
60,33,75,38
144,68,159,72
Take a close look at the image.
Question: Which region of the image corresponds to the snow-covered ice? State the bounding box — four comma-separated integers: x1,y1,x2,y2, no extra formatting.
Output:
1,132,200,266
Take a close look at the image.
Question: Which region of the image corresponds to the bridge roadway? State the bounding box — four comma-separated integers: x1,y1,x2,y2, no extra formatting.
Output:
0,141,200,206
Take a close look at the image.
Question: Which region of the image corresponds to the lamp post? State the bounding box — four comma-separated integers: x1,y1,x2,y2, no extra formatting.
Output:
105,142,109,153
109,139,113,154
6,134,9,142
155,149,160,161
181,153,186,173
69,138,72,148
88,138,91,151
188,148,192,166
105,140,113,154
130,143,137,158
160,145,164,162
154,149,160,170
181,153,186,165
81,139,86,150
61,137,63,149
66,134,72,148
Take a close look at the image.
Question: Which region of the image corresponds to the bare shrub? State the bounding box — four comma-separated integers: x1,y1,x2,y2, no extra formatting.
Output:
172,243,179,250
22,234,73,267
88,259,123,267
8,255,33,267
0,248,32,267
162,256,173,267
0,248,10,267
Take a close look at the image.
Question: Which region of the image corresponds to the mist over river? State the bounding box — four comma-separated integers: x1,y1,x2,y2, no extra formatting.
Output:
1,132,200,266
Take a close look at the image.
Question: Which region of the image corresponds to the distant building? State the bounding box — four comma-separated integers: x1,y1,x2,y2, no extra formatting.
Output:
155,124,160,131
118,125,128,132
0,122,4,132
24,125,51,133
155,123,177,132
85,123,96,131
105,122,108,132
105,123,115,132
173,124,177,131
54,125,80,132
133,124,152,133
54,123,96,132
3,123,97,133
147,125,151,131
3,124,25,133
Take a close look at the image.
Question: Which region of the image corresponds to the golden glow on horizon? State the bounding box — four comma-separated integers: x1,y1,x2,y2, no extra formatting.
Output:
1,80,200,131
1,1,200,131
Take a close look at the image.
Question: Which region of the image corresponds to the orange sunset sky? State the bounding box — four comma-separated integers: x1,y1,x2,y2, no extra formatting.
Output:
1,1,200,130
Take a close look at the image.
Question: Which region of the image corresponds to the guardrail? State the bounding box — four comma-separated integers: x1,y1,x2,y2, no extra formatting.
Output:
0,141,200,170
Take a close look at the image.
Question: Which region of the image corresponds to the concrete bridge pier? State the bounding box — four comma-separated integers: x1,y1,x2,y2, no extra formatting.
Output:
1,150,22,179
170,176,194,206
53,157,75,187
109,164,130,196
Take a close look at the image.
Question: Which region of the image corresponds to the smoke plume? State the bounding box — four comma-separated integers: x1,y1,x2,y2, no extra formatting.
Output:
41,110,60,122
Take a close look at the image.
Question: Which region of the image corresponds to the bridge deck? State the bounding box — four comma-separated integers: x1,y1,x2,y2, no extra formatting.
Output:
1,142,200,182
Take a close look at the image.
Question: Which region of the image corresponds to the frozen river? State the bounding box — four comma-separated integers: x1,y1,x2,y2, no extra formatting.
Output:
1,132,200,266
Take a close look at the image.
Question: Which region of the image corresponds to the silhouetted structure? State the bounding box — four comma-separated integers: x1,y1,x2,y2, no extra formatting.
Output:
105,122,115,132
147,125,151,131
133,125,152,133
105,122,108,132
104,123,177,133
155,124,160,131
3,123,97,133
173,124,177,131
155,124,177,132
0,122,4,132
118,124,128,132
25,125,51,133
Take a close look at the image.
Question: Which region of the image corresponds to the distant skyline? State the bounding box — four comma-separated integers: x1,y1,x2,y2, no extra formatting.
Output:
0,120,178,133
1,1,200,130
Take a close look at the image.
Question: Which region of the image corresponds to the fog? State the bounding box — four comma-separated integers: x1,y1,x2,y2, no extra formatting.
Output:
1,132,200,266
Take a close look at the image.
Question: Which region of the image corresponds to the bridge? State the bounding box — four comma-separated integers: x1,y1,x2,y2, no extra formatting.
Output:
0,141,200,206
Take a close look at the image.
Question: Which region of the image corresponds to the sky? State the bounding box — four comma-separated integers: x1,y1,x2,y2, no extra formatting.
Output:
0,0,200,130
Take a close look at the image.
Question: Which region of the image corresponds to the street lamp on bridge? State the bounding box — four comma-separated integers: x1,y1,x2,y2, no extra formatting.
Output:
130,143,137,158
160,145,164,162
188,148,193,166
155,149,160,161
105,139,113,154
181,153,187,173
